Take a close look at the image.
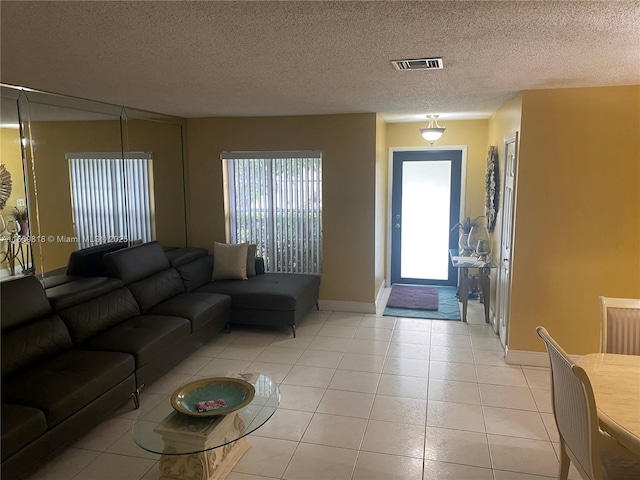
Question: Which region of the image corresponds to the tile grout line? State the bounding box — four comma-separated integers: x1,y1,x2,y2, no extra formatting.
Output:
29,303,566,480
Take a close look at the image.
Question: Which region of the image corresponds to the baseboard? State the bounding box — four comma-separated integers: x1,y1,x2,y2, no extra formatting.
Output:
375,279,386,310
488,305,498,333
318,300,376,314
505,349,548,367
506,348,581,367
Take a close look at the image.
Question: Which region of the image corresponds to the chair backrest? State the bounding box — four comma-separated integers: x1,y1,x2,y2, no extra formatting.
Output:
598,297,640,355
536,327,602,480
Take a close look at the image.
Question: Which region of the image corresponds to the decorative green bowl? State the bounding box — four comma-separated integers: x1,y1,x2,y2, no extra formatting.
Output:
170,377,256,417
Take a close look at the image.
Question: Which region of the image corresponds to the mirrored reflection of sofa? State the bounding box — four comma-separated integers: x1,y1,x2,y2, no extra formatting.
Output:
1,241,320,479
39,241,133,289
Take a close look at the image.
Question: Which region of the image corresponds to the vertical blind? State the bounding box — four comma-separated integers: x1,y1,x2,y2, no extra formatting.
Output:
67,152,154,248
222,151,322,274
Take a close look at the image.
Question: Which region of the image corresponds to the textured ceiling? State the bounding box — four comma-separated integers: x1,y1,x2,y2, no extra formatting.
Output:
1,1,639,121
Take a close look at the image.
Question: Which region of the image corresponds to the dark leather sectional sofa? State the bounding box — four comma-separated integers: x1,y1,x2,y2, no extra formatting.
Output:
1,241,320,480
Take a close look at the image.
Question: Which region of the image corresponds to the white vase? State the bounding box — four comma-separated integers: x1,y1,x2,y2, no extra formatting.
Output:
469,217,490,258
459,233,471,255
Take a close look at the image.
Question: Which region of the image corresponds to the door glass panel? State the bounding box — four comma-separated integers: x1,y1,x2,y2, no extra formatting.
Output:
400,160,451,280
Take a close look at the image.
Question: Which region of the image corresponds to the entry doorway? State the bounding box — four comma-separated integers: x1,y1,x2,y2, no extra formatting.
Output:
389,149,464,286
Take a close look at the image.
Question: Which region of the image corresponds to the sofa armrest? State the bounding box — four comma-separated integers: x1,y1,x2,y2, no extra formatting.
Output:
255,257,265,275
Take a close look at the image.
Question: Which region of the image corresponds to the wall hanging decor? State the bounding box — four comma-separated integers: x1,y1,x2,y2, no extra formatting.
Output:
485,145,499,232
0,164,12,210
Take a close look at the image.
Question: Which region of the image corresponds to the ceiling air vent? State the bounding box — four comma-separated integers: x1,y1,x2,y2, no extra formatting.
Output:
391,57,443,71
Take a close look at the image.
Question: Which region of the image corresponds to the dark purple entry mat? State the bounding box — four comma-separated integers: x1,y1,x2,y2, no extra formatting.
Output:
386,285,439,310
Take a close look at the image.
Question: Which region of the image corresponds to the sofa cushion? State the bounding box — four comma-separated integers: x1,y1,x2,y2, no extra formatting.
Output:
148,293,231,332
1,315,73,378
197,273,321,311
213,242,249,280
81,315,191,367
246,244,257,277
2,350,134,428
57,288,141,345
255,257,266,275
46,277,123,311
165,247,209,268
65,241,128,276
176,256,214,292
1,276,52,331
104,241,170,284
176,255,265,292
1,403,47,461
127,268,185,313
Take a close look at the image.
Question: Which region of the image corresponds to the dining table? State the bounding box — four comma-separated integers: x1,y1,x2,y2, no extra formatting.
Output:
576,353,640,457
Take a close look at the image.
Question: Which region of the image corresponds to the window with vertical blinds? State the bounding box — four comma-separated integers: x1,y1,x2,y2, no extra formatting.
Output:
222,151,322,274
67,152,154,248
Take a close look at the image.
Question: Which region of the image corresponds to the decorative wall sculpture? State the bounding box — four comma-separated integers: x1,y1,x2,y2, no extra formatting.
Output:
485,145,499,232
0,164,12,210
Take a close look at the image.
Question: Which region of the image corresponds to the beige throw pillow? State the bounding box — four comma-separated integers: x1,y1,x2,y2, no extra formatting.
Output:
213,242,249,280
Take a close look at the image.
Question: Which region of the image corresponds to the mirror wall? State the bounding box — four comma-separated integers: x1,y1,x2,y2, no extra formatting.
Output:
0,88,29,277
0,84,187,280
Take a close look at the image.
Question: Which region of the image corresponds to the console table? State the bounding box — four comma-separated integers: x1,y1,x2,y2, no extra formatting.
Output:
132,373,279,480
449,249,496,323
0,234,32,276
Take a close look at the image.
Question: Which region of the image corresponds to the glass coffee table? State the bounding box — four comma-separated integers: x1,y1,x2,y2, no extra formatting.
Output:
132,372,279,480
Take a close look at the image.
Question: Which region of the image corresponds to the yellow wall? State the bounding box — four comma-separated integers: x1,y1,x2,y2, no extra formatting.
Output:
509,85,640,354
186,114,378,304
0,127,26,269
374,114,388,298
385,120,490,220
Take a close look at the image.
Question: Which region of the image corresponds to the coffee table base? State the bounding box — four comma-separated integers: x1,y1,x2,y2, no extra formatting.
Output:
159,438,251,480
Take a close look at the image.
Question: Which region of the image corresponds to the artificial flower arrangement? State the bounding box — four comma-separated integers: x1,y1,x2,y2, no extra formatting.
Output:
450,215,485,234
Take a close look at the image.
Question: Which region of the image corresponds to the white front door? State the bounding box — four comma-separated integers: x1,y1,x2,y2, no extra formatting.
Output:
497,133,519,347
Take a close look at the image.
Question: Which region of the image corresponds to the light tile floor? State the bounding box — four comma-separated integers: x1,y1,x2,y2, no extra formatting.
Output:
25,291,578,480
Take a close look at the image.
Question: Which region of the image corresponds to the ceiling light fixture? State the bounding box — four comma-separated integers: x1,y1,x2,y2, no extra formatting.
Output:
420,115,446,145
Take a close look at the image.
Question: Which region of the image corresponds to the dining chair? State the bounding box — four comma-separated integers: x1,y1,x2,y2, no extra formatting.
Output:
598,296,640,355
536,327,640,480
